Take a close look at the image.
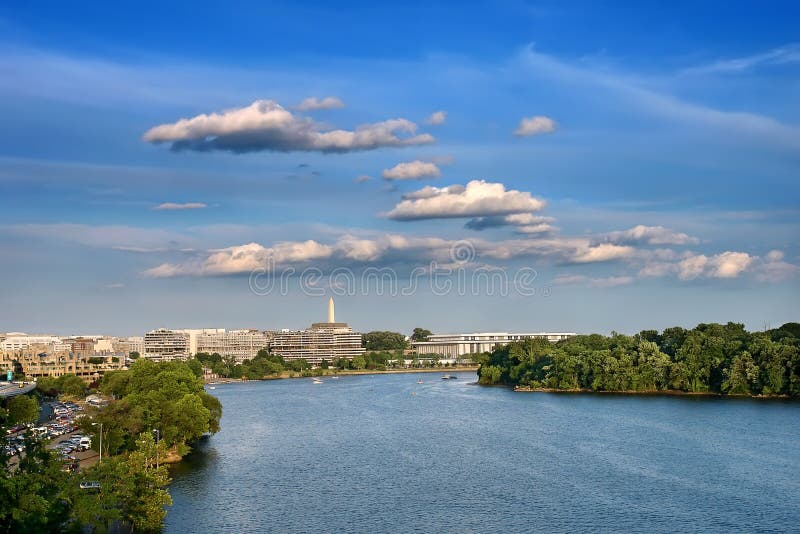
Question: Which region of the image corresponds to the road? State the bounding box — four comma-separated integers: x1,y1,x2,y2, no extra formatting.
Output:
0,382,36,398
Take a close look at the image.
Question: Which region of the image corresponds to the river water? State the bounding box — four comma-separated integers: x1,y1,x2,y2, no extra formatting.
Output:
166,372,800,533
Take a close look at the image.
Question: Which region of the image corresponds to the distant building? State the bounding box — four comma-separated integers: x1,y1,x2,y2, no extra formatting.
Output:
143,329,190,361
193,329,271,363
269,298,365,366
70,337,95,356
1,333,62,352
413,332,577,358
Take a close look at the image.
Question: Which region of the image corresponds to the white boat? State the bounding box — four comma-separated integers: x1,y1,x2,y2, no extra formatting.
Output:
312,378,323,384
208,386,216,390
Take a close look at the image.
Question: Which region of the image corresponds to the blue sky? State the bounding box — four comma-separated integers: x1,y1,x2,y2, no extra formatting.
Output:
0,0,798,336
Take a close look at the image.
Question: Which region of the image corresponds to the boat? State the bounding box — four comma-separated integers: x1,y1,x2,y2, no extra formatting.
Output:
441,375,458,380
417,379,423,384
208,386,216,390
312,378,323,384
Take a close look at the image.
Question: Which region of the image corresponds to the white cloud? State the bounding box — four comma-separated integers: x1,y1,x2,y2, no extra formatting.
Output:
514,115,557,137
354,175,373,183
708,251,754,278
144,240,334,277
385,180,546,220
382,160,441,180
766,249,785,262
425,111,447,125
153,202,207,211
294,96,345,111
143,99,434,153
571,243,635,263
602,225,698,246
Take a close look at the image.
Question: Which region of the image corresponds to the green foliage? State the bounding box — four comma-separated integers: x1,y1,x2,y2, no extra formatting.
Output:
0,435,72,533
97,359,221,455
5,394,39,425
410,327,433,342
362,331,408,351
57,374,86,397
477,322,800,396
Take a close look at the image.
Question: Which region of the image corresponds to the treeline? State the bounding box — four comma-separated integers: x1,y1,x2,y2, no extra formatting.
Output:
193,349,406,378
478,322,800,396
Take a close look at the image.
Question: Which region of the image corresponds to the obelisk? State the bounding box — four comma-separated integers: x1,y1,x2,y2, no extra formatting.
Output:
328,297,335,323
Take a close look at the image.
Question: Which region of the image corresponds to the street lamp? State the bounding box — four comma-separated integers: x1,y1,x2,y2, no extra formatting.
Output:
91,422,103,463
152,429,160,469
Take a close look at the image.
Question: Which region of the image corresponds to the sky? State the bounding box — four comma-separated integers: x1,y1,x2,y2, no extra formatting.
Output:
0,0,798,336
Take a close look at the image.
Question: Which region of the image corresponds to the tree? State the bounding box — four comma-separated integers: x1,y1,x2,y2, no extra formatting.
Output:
351,355,367,370
56,374,86,397
6,394,39,425
411,328,433,342
129,351,140,359
362,331,407,351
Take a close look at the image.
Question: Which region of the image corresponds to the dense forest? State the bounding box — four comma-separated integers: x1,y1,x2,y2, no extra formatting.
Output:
477,322,800,396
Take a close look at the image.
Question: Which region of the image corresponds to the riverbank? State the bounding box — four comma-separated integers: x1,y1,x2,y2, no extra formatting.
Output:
512,385,796,399
207,366,478,384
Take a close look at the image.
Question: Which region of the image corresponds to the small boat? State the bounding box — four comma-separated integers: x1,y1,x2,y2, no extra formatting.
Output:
312,378,323,384
417,379,423,384
208,386,216,390
441,375,458,380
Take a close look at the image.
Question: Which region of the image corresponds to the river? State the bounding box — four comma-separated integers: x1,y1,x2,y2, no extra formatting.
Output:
166,371,800,533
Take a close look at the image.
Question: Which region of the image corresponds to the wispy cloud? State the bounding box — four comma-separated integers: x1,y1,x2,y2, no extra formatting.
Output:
153,202,207,210
294,96,345,111
518,45,800,150
425,110,447,125
681,44,800,75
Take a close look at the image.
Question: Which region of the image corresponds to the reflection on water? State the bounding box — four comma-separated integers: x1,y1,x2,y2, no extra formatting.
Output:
166,372,800,533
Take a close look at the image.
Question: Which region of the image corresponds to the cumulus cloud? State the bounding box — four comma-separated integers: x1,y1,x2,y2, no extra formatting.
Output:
382,160,441,180
153,202,207,211
640,250,757,280
601,225,699,246
514,115,557,137
425,111,447,125
143,99,434,153
354,175,373,183
385,180,546,221
294,96,345,111
708,251,754,278
144,240,334,277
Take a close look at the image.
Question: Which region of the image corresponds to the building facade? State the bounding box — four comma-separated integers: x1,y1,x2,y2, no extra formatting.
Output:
269,298,365,366
193,329,270,363
413,332,577,358
143,329,190,361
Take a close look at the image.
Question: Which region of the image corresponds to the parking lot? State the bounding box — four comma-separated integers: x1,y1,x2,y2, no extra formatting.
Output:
5,399,99,472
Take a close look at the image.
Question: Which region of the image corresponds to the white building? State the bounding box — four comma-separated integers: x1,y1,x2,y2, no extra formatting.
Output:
143,329,190,361
1,333,63,353
269,298,365,366
193,329,270,363
413,332,577,358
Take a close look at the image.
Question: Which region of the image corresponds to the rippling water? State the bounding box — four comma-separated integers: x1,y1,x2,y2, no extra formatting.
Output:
166,372,800,533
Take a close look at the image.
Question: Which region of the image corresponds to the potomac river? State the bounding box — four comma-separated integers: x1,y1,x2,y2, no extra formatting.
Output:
166,371,800,533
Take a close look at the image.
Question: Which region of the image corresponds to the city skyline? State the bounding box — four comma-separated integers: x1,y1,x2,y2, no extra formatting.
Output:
1,1,798,335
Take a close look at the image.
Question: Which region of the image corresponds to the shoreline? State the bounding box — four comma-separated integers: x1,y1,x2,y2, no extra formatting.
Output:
512,385,796,399
206,366,479,384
